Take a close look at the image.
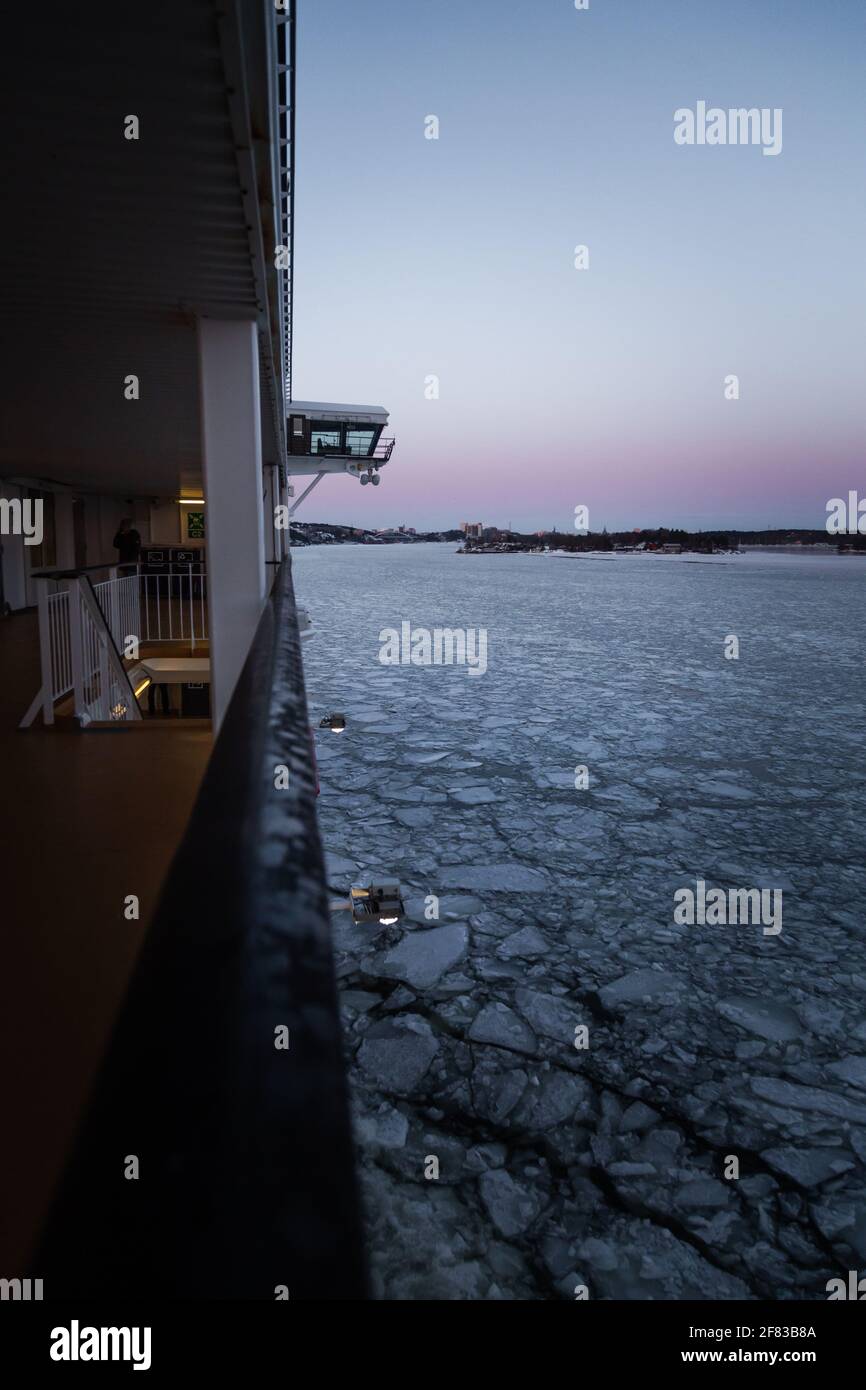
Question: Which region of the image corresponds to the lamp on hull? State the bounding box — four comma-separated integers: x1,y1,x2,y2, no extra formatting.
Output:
319,713,346,733
349,882,405,927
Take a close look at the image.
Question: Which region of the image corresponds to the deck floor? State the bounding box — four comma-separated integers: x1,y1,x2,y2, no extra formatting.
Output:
0,610,212,1269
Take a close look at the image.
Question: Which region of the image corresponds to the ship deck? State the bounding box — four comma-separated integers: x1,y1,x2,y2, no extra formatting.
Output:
0,609,212,1268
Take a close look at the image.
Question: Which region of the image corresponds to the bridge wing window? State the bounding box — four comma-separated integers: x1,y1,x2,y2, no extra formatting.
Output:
311,424,342,455
346,427,376,457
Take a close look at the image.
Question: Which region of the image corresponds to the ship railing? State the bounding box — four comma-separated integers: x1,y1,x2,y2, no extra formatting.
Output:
20,564,208,727
132,564,208,647
308,436,395,462
372,436,396,461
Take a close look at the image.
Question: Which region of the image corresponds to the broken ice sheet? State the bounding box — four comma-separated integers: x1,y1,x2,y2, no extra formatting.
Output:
717,995,803,1043
293,543,866,1300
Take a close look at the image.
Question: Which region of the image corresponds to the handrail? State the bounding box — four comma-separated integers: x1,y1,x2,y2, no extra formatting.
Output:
29,561,123,580
78,575,143,722
377,437,396,462
310,436,396,461
36,557,367,1298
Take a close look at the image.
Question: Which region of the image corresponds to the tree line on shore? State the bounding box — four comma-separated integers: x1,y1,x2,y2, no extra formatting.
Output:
464,527,859,553
289,521,862,552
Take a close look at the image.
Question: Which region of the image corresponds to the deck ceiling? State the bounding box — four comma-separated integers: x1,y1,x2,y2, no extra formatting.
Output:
0,1,282,498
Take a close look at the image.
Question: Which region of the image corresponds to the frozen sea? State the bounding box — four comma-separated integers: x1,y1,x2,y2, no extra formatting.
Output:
293,541,866,1300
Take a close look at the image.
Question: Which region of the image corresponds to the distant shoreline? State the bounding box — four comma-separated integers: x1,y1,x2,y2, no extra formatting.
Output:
459,545,863,560
290,521,865,557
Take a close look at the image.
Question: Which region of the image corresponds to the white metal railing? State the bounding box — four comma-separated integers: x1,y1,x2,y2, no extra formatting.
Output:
92,567,207,650
75,579,141,724
93,573,141,655
20,566,208,728
46,590,73,701
137,568,208,647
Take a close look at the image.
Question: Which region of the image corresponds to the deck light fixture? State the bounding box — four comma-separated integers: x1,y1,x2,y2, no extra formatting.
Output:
319,713,346,733
350,882,405,927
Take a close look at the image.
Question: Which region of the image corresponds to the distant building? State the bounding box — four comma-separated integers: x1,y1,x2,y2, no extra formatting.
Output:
461,522,483,539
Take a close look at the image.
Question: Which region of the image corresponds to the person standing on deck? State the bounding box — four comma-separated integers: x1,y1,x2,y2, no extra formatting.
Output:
113,517,141,573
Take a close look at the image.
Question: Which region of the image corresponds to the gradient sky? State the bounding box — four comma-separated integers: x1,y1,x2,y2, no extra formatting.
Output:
293,0,865,532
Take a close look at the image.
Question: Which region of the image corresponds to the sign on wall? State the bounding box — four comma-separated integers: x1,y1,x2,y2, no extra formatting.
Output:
185,510,205,540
